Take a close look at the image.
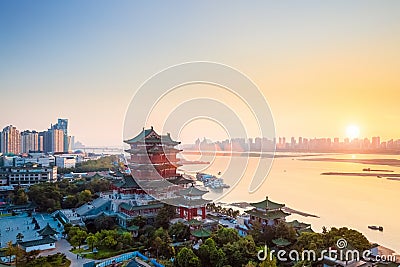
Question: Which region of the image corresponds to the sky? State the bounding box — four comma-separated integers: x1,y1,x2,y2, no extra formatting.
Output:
1,1,399,146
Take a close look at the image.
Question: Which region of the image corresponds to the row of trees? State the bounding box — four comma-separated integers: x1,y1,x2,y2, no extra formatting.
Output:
65,225,135,252
58,155,118,174
27,178,110,212
206,203,240,218
172,222,372,267
175,227,276,267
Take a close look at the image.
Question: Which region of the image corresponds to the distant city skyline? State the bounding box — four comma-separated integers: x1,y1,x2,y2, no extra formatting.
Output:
1,1,400,146
0,119,71,154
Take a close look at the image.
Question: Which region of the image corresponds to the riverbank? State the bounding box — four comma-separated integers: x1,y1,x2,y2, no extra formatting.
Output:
300,157,400,167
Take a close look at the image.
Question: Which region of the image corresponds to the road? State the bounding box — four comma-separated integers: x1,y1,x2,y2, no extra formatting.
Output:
39,238,95,267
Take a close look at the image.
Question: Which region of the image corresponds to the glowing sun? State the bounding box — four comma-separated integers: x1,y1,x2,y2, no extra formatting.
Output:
346,125,360,140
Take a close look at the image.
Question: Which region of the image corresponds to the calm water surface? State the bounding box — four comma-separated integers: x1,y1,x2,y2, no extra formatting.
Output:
180,153,400,253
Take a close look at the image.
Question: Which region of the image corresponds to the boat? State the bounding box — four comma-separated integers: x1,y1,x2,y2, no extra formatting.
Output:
209,178,230,189
368,225,383,231
196,172,230,189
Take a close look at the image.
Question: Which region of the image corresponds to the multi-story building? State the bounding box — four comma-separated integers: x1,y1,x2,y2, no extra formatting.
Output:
0,125,21,155
21,130,39,153
0,164,57,186
55,155,76,168
52,129,64,153
51,119,69,153
14,153,55,167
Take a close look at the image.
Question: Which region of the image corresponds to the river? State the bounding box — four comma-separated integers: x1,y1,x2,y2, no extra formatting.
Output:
180,152,400,253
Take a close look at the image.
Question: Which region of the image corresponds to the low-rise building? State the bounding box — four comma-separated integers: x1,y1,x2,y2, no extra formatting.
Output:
246,196,290,226
0,164,57,186
55,155,76,168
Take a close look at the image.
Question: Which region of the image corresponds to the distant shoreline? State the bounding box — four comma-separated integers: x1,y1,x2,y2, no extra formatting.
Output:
300,157,400,167
182,151,327,158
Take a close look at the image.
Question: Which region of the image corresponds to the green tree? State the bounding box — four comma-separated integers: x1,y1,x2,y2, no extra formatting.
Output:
155,205,175,229
323,227,370,251
151,227,174,258
102,235,117,248
14,188,28,205
63,195,77,208
94,215,116,231
176,247,201,267
274,221,297,242
294,232,324,252
169,222,190,242
222,235,257,267
213,227,240,247
198,238,226,267
72,229,87,249
131,215,146,228
77,189,92,205
86,234,98,252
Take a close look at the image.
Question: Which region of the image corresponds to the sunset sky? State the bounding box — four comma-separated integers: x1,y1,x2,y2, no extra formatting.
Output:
1,1,399,146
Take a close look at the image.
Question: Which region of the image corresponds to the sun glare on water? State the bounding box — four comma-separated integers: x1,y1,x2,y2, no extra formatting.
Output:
346,125,360,140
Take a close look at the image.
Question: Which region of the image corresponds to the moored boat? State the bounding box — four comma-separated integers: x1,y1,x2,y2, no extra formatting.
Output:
368,225,383,231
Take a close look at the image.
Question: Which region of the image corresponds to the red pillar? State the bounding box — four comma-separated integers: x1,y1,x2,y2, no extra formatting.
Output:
180,207,184,218
201,206,206,219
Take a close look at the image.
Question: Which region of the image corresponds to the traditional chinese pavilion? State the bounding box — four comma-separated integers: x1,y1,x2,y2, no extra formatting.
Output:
171,184,210,220
124,127,182,181
246,196,290,226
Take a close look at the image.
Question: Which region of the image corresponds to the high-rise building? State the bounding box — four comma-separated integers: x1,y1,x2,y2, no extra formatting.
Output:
21,130,39,153
51,119,69,152
0,125,21,155
372,136,381,149
52,129,64,153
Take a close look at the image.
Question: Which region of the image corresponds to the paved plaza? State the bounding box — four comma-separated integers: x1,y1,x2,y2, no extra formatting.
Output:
0,213,64,248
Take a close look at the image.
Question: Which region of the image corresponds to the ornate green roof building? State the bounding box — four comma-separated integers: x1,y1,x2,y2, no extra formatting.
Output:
246,196,290,226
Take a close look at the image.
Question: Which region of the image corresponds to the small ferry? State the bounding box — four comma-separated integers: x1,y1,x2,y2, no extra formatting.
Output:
368,225,383,231
196,172,230,189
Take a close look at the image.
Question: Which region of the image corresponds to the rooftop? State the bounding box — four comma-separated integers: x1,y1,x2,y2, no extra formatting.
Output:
246,209,290,220
19,236,56,248
178,185,208,197
287,220,311,229
37,223,58,237
124,127,180,146
191,228,211,238
119,202,164,212
250,197,285,210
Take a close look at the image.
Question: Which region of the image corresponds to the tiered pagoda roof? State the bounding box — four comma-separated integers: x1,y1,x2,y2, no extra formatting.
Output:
178,185,208,197
129,163,181,170
112,175,140,189
191,228,211,238
250,197,285,210
124,127,180,146
125,146,182,154
287,220,311,229
247,196,290,220
246,209,290,220
37,223,58,237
